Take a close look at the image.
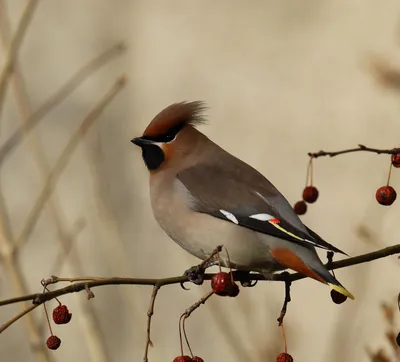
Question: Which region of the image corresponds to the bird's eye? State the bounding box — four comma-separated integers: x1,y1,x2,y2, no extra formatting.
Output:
162,133,175,142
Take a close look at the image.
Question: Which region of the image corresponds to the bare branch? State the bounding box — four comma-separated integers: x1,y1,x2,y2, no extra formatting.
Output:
0,243,398,312
143,285,160,362
0,42,126,164
308,144,400,159
14,76,126,249
0,0,39,121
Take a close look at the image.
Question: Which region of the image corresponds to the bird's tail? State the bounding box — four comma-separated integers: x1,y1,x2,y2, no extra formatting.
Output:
312,266,355,300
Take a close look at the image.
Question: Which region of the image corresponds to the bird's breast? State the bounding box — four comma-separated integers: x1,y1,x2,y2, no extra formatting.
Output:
149,176,280,273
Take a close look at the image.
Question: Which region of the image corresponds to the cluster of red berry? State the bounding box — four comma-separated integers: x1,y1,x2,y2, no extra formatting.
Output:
45,303,72,350
294,150,400,215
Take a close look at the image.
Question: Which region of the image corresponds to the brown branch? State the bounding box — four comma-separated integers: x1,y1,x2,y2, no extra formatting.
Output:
143,285,160,362
0,304,39,334
0,243,398,314
14,76,126,249
0,42,126,165
308,144,400,159
0,0,39,123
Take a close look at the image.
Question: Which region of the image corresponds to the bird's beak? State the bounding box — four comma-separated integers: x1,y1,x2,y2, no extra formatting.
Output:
130,137,154,147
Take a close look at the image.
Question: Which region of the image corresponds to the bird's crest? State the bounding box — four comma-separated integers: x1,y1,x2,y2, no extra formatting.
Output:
143,101,207,138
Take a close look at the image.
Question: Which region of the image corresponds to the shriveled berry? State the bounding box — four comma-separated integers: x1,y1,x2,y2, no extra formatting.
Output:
173,356,192,362
391,149,400,168
330,289,347,304
302,186,319,203
293,201,307,215
277,352,294,362
192,357,205,362
211,272,233,296
229,282,240,297
376,186,397,206
46,335,61,350
52,304,72,324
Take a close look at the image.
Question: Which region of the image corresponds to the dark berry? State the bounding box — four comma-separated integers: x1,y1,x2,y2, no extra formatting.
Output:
229,282,240,297
293,201,307,215
277,352,294,362
46,335,61,350
173,356,192,362
52,304,72,324
391,149,400,168
302,186,319,203
211,272,233,296
192,357,205,362
376,186,397,206
330,289,347,304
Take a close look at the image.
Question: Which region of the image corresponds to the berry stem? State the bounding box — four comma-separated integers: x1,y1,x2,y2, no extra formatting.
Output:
387,162,393,186
305,157,314,187
182,314,194,358
217,249,222,273
178,314,184,356
43,302,54,336
224,247,234,283
281,323,287,354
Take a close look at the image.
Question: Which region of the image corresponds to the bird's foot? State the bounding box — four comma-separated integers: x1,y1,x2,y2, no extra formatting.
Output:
183,264,206,286
231,270,259,287
277,272,292,326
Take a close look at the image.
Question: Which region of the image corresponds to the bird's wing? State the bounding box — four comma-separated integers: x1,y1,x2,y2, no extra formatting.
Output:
177,163,346,255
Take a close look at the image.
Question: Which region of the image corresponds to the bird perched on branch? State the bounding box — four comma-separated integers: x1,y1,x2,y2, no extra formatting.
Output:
131,101,354,300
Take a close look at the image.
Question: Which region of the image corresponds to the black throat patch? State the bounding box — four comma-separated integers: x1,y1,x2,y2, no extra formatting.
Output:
141,144,165,170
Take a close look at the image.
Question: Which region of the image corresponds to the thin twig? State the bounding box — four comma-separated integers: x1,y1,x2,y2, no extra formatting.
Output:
184,291,214,319
0,0,39,123
308,144,400,159
0,304,38,333
14,76,126,249
143,285,160,362
0,42,126,164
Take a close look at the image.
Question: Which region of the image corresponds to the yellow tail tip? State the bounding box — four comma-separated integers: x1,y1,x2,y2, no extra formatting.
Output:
328,283,355,300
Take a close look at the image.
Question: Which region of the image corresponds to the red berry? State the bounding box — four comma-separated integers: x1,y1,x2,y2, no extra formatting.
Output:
375,186,397,206
330,289,347,304
211,272,233,296
52,304,72,324
46,335,61,350
192,357,204,362
229,282,240,297
173,356,192,362
277,352,294,362
302,186,319,203
391,149,400,168
293,201,307,215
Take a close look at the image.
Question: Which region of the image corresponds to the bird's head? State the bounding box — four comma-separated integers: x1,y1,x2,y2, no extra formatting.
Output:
131,101,206,172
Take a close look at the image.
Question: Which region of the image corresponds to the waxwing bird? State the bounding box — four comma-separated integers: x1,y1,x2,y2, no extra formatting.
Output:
131,101,354,300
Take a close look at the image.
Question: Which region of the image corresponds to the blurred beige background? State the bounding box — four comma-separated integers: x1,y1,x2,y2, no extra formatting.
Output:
1,1,400,361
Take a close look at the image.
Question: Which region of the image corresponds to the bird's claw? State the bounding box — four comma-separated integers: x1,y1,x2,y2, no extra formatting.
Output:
232,270,258,287
182,265,205,286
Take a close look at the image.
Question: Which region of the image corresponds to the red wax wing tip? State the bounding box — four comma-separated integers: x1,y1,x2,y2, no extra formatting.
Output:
376,186,397,206
269,218,280,224
276,352,294,362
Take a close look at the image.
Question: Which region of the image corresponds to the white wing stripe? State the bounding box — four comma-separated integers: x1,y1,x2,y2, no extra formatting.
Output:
219,209,239,224
249,213,275,221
